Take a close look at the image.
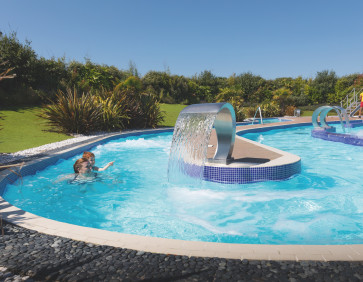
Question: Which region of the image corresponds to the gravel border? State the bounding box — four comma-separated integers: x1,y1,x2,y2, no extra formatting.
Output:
0,132,114,166
1,221,363,281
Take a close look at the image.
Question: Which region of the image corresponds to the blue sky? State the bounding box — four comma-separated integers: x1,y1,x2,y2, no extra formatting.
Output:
1,0,362,79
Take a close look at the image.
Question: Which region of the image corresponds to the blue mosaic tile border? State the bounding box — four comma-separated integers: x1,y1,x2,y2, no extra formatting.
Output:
311,128,363,146
344,120,363,128
0,128,173,196
203,160,301,184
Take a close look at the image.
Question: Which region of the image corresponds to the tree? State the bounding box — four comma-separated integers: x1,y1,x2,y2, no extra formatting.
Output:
0,32,37,87
272,87,293,114
142,71,173,102
0,60,16,81
310,70,337,104
331,74,360,104
67,60,125,92
233,72,264,102
194,70,221,102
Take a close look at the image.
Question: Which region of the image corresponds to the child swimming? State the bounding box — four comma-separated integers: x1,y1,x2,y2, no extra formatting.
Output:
82,151,114,171
73,158,93,175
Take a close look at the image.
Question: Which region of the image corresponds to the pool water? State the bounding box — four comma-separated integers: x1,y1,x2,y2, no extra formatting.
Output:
238,118,291,125
3,125,363,245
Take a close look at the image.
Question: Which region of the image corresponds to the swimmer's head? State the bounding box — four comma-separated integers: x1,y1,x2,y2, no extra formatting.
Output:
73,158,92,174
83,151,95,166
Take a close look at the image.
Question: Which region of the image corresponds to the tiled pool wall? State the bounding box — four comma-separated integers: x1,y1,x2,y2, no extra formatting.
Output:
311,120,363,146
176,121,305,184
344,119,363,128
311,129,363,146
203,160,301,184
180,159,301,184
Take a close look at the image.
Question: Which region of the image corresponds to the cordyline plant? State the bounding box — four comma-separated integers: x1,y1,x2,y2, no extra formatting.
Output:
40,87,133,134
138,93,165,128
93,88,130,131
40,88,103,134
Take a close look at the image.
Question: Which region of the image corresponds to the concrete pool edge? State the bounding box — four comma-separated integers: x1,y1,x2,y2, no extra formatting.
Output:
1,120,363,261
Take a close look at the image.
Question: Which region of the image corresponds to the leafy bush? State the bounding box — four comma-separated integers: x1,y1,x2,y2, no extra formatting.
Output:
113,78,164,129
242,106,257,118
272,87,293,115
285,105,296,116
118,89,164,129
40,88,103,134
226,98,245,122
261,101,281,117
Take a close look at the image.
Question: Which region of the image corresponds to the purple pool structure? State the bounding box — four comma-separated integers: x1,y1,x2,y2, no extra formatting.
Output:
311,120,363,146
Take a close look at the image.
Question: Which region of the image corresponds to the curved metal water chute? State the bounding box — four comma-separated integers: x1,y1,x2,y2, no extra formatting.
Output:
178,102,236,163
312,105,350,132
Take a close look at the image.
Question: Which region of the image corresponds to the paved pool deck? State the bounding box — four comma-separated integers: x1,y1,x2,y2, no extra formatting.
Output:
1,116,363,280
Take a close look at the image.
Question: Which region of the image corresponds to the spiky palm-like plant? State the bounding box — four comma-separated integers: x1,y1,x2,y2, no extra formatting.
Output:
95,88,130,131
40,88,103,134
139,93,165,128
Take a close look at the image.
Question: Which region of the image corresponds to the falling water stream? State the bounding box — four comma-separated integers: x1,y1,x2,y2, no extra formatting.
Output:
168,112,216,183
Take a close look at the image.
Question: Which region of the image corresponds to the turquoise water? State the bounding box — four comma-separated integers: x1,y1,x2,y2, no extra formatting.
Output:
239,118,290,126
3,125,363,245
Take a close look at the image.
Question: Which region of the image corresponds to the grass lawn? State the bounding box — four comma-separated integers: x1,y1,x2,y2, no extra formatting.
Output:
301,110,313,117
1,103,315,154
0,107,71,153
0,104,187,154
159,103,187,127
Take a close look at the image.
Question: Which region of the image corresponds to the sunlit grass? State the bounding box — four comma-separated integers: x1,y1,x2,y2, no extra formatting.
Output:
159,103,187,127
0,107,71,153
0,104,187,153
0,103,315,153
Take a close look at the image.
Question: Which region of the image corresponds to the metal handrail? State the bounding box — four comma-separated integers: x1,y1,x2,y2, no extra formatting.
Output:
340,88,363,114
251,106,263,125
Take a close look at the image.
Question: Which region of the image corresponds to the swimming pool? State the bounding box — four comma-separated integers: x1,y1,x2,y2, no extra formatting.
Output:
2,124,363,245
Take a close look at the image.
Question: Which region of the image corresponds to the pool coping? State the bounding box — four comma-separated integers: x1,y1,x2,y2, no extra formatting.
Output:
1,119,363,261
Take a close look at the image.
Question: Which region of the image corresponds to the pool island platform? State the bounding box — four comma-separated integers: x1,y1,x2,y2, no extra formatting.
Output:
205,123,301,183
1,115,363,282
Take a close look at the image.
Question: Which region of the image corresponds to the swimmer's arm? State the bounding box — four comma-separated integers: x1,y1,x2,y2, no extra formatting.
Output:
53,173,76,183
93,161,114,171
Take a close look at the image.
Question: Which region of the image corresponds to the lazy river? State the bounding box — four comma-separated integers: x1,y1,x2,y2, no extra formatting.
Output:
2,124,363,245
